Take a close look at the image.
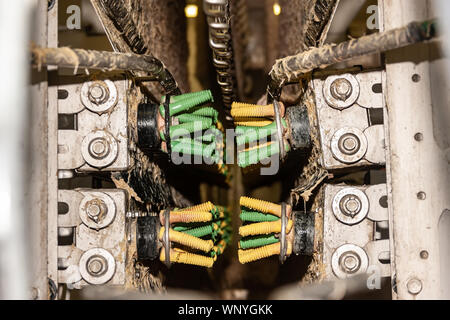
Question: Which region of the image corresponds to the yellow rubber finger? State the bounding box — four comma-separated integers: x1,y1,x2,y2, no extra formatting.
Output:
239,219,293,237
240,196,281,216
238,242,292,264
159,227,214,253
231,104,275,118
160,249,214,268
160,210,213,224
179,201,214,212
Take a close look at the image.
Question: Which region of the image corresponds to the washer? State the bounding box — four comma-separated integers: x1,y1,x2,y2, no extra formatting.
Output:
81,130,118,168
332,187,369,225
79,248,116,285
330,127,368,164
331,244,369,279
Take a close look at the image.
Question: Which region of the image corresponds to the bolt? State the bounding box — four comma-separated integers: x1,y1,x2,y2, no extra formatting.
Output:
31,287,39,300
85,199,107,223
407,278,422,295
338,133,360,155
414,132,423,141
330,78,353,101
88,137,110,159
88,82,109,105
420,250,429,259
339,194,362,218
87,256,107,276
339,251,361,274
412,74,421,83
417,191,426,200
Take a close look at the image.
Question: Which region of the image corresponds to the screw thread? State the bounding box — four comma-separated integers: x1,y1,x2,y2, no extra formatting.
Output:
171,139,218,160
161,210,213,224
179,201,215,212
239,234,279,249
238,219,293,237
160,248,214,268
161,90,213,104
238,242,292,264
236,122,278,146
240,210,279,222
189,107,218,120
235,120,273,127
168,118,213,137
231,103,275,118
240,196,282,216
176,113,213,124
160,91,213,116
159,227,213,253
182,224,215,238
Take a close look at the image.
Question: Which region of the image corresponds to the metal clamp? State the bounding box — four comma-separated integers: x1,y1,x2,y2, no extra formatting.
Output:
163,209,171,268
273,100,286,161
164,95,172,160
279,202,287,264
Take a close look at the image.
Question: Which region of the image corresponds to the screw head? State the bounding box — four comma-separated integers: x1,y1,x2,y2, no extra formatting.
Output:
339,133,360,155
31,287,40,300
417,191,426,200
87,255,107,276
88,138,110,159
85,199,107,223
88,82,109,105
339,251,361,274
407,278,423,295
331,78,353,101
340,194,362,218
420,250,429,259
414,132,423,141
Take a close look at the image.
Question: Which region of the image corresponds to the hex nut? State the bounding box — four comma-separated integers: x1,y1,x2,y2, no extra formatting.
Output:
88,82,109,105
80,80,118,113
323,74,360,110
79,191,116,229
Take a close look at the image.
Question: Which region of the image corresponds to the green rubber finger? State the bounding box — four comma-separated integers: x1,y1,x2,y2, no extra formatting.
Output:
240,209,279,222
159,91,213,116
176,113,212,124
235,119,287,146
189,107,219,121
238,142,290,168
239,234,279,249
161,90,212,105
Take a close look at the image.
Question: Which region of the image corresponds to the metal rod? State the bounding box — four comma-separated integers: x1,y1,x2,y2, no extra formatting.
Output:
267,19,437,99
31,46,180,95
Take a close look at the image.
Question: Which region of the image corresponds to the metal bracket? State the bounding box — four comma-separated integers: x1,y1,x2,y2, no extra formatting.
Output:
273,100,286,161
57,75,129,172
313,70,386,170
163,209,171,268
279,202,287,264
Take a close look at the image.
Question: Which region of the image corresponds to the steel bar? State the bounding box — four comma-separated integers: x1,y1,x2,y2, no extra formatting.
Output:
268,19,437,99
31,46,180,95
